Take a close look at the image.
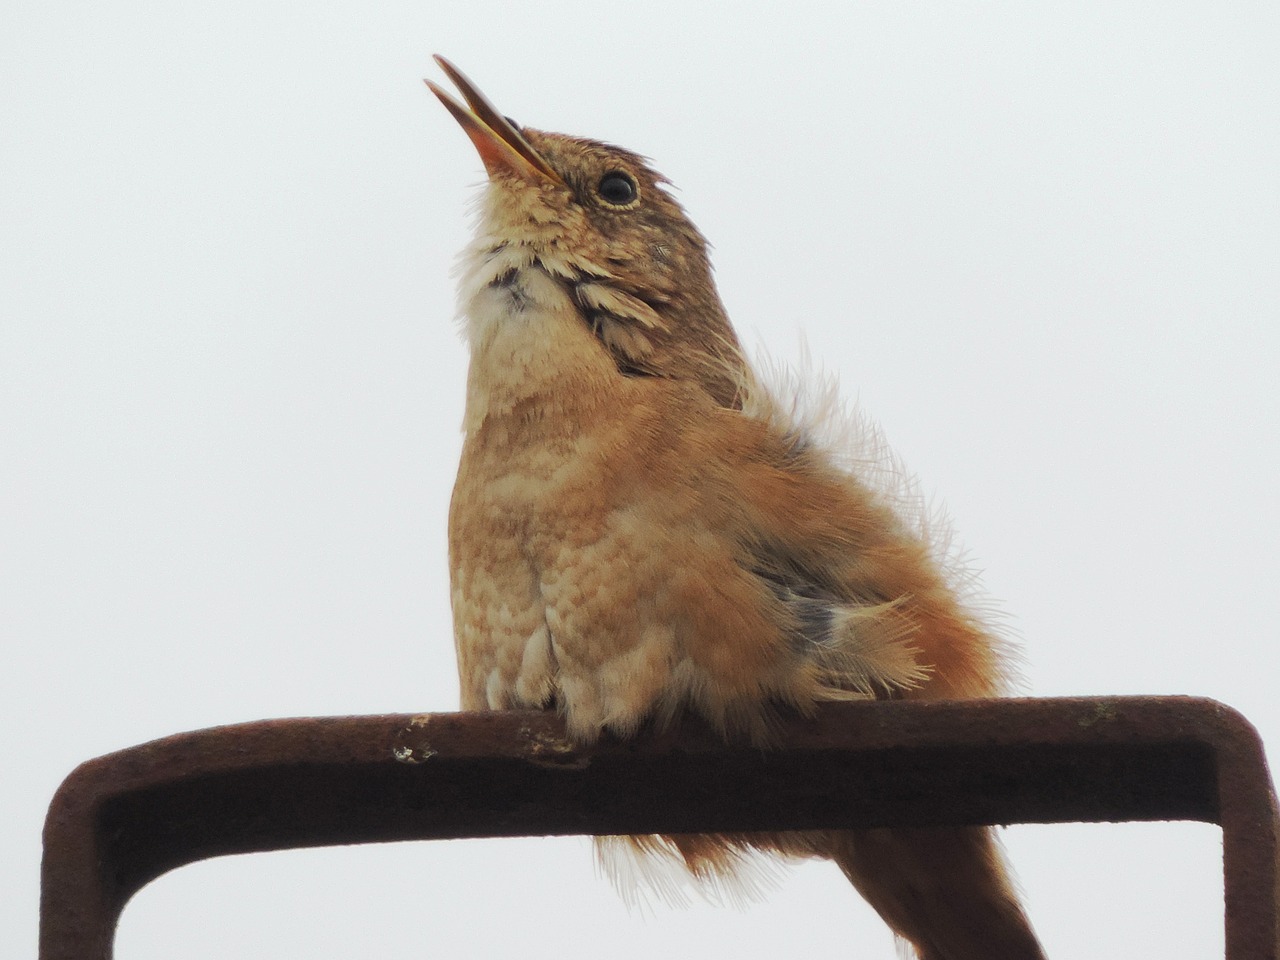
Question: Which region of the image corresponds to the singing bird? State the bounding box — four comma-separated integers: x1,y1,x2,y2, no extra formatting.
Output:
427,56,1046,960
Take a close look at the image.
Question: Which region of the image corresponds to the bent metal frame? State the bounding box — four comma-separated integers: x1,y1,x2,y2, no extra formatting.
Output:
40,696,1280,959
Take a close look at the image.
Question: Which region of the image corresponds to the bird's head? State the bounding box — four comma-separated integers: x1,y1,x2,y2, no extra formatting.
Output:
427,56,744,407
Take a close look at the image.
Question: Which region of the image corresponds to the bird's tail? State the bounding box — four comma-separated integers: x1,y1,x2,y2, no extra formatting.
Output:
599,826,1045,960
823,826,1046,960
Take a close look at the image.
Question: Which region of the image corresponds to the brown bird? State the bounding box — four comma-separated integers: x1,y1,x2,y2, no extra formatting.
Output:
428,55,1046,960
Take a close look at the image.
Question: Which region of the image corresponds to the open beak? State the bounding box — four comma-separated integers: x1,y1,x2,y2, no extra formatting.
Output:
426,55,563,185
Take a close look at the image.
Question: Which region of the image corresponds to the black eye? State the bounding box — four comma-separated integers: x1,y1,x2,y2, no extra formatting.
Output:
597,171,638,206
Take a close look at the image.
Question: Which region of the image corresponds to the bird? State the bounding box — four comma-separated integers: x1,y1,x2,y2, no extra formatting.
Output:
426,55,1047,960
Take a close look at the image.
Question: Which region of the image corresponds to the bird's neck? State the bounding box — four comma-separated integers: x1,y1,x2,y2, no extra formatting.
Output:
457,238,623,445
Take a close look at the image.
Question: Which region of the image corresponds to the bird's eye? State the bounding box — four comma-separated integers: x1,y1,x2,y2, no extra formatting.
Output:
597,171,639,206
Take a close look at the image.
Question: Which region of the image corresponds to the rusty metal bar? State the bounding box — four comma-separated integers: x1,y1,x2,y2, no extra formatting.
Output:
40,696,1280,959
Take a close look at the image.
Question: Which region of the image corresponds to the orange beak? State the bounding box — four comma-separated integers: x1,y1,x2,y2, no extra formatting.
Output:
426,55,563,185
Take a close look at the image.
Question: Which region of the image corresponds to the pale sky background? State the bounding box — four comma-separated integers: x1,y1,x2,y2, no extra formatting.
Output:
4,1,1278,957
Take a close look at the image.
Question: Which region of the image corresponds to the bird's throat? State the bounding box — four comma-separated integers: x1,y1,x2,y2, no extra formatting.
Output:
459,253,624,444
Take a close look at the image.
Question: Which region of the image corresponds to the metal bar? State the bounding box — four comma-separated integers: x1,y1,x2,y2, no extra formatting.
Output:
39,696,1279,959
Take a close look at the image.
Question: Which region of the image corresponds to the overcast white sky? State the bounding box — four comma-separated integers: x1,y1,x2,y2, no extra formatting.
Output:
4,1,1278,957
